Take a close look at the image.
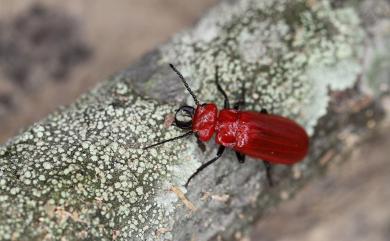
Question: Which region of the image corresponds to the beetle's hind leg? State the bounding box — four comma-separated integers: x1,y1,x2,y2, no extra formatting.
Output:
235,152,246,163
236,150,273,186
263,161,274,187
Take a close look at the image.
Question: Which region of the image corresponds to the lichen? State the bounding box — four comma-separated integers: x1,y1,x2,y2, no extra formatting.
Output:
362,17,390,94
0,0,367,240
0,78,199,240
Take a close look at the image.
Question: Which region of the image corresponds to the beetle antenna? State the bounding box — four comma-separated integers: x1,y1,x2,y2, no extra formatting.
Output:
143,131,193,150
169,64,200,105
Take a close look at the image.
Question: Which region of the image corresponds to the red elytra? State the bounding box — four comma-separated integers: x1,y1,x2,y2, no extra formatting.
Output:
144,64,309,187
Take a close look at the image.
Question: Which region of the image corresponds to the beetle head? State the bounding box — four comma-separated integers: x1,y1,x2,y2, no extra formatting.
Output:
174,105,195,130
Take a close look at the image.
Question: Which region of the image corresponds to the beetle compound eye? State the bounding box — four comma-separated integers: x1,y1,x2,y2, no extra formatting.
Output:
176,106,194,119
176,111,192,122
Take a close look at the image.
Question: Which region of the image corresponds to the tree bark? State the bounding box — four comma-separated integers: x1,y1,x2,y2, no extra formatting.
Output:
0,0,389,240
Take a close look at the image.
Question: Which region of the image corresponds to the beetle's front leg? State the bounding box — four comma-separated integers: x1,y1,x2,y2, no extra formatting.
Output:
185,145,226,188
196,137,206,153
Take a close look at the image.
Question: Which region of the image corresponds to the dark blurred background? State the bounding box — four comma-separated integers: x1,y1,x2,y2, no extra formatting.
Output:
0,1,389,241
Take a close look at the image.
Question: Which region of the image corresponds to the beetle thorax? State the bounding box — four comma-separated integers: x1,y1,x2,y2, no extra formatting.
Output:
192,103,218,142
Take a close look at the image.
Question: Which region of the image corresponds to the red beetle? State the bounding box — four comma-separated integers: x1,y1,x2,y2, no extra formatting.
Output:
145,64,309,187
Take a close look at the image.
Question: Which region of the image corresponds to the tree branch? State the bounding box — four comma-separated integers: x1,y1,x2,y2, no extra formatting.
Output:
0,0,389,240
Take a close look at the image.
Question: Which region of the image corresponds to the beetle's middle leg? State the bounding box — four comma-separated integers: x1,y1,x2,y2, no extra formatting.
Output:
234,81,270,114
234,81,246,110
235,151,245,164
215,66,230,109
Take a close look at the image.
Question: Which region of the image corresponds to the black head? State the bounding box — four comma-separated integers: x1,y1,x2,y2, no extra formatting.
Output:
143,64,199,150
174,105,195,130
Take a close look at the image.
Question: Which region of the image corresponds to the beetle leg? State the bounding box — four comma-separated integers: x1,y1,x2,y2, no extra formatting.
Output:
196,138,206,153
263,161,274,187
233,102,243,110
235,152,245,163
233,81,246,110
185,145,225,188
215,66,230,109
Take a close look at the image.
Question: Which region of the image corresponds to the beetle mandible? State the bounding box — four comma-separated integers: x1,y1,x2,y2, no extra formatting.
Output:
144,64,309,187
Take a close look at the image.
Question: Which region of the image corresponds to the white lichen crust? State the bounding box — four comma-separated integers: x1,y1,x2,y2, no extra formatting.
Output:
0,0,368,240
0,79,198,240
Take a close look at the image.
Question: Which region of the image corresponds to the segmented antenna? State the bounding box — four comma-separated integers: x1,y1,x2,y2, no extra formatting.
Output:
143,131,193,150
169,64,200,105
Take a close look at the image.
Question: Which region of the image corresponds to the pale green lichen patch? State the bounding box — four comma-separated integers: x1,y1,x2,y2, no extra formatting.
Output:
362,15,390,94
161,0,365,135
0,78,198,240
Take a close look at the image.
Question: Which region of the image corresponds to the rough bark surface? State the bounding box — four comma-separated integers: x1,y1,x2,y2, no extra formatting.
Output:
0,0,389,240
